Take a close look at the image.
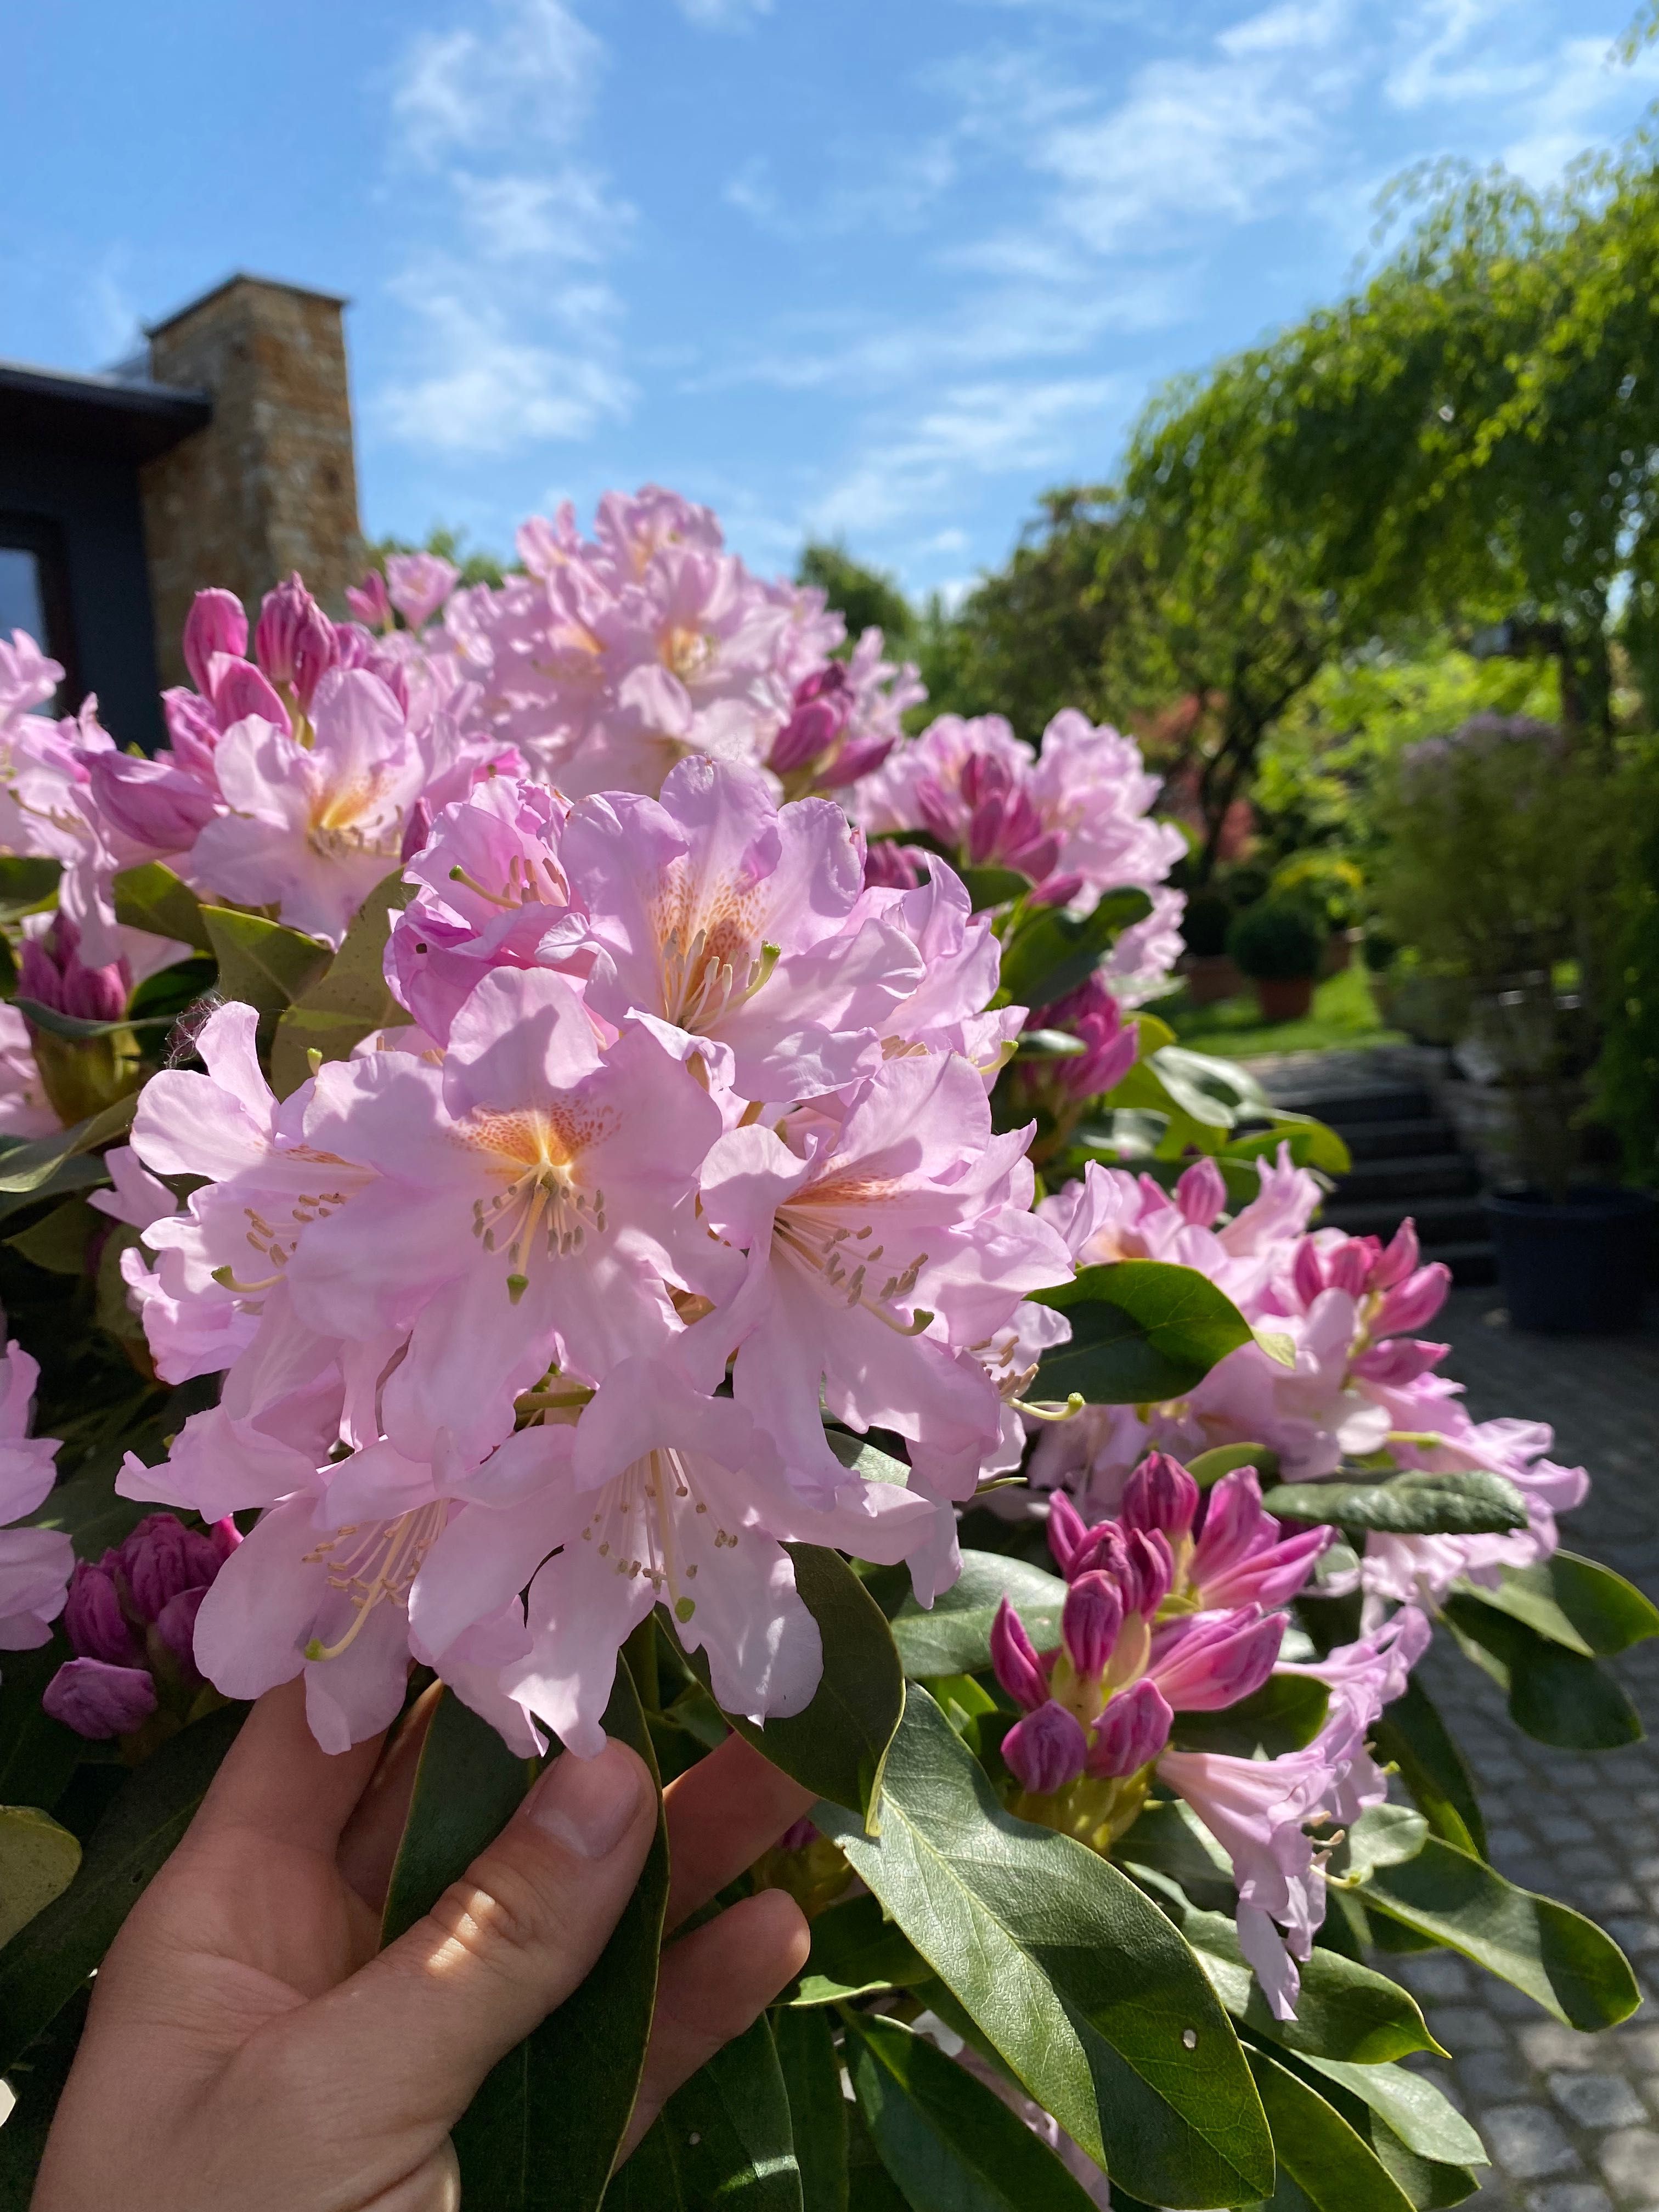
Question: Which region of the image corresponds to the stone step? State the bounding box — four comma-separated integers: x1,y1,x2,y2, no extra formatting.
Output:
1329,1115,1459,1163
1321,1191,1492,1246
1423,1239,1500,1288
1336,1153,1482,1204
1271,1081,1432,1126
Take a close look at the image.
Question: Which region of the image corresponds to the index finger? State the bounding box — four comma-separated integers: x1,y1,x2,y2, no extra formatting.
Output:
192,1679,388,1855
661,1734,814,1932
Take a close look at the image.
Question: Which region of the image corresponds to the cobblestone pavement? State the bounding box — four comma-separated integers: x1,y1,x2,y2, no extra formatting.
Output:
1392,1289,1659,2212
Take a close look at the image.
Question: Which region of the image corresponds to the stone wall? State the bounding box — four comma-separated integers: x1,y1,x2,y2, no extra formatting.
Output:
138,276,362,688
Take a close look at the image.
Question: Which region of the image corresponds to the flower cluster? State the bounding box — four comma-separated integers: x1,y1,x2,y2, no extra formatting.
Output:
0,1328,67,1661
1031,1159,1586,1609
426,487,921,802
115,758,1070,1753
993,1448,1428,2017
43,1510,237,1739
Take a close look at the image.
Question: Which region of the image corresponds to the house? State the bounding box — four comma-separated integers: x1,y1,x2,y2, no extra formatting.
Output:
0,275,363,751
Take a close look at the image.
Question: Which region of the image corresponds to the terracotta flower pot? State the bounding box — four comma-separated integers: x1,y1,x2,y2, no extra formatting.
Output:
1254,975,1314,1023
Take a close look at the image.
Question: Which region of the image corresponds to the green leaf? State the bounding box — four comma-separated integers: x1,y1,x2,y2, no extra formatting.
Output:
823,1430,911,1488
449,1664,670,2212
1030,1260,1255,1405
889,1550,1066,1680
112,862,211,951
126,953,218,1027
814,1688,1274,2207
1148,1046,1268,1131
1356,1833,1640,2029
0,1092,137,1195
1302,2060,1486,2170
4,1197,98,1275
199,906,333,1024
1261,1470,1527,1537
999,888,1154,1009
1214,1116,1353,1178
787,1892,929,2006
1367,1673,1486,1858
1344,1807,1430,1884
0,1807,81,1948
1246,2046,1418,2212
0,857,63,922
0,1643,83,1814
1442,1593,1642,1750
690,1544,902,1823
1461,1551,1659,1658
961,866,1035,911
380,1689,535,1947
653,2014,803,2212
775,2007,849,2212
9,998,165,1042
27,1465,149,1561
1366,2119,1481,2212
269,868,417,1098
0,1985,89,2202
1187,1443,1278,1491
848,2013,1101,2211
1168,1674,1330,1757
0,1705,244,2068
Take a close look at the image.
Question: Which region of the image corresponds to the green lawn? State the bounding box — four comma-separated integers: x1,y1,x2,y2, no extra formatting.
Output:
1152,964,1406,1062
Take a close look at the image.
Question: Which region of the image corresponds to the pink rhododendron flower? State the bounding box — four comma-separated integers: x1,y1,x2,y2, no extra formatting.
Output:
386,552,460,633
0,1332,69,1657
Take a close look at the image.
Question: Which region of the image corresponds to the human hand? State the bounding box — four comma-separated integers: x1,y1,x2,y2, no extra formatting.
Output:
31,1682,813,2211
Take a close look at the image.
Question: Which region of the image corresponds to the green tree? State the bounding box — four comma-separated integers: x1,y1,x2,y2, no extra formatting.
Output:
366,523,510,591
796,541,916,645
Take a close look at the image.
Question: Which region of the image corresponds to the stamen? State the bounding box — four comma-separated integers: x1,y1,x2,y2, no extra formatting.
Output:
303,1501,448,1661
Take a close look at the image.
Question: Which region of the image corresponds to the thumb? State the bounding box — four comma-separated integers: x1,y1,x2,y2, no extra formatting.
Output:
287,1734,657,2128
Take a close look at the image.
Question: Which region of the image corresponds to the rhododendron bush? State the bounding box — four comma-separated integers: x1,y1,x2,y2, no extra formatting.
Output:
0,490,1650,2210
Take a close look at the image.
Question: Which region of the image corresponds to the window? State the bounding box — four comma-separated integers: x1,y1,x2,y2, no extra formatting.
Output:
0,515,77,709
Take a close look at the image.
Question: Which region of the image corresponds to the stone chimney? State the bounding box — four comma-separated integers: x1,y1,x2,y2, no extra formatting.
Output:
139,275,363,689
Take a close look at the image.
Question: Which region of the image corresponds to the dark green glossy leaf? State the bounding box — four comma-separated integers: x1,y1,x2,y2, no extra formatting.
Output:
1030,1260,1254,1405
0,1641,82,1814
0,1704,244,2068
199,905,332,1024
0,1093,137,1195
1357,1834,1640,2028
4,1197,98,1274
0,1983,88,2203
787,1891,929,2006
1303,2059,1486,2170
436,1669,669,2212
10,998,170,1042
0,1153,111,1227
961,866,1035,911
1262,1471,1526,1538
845,2102,910,2212
775,2007,849,2212
1343,1807,1429,1884
823,1430,910,1488
1443,1593,1642,1750
269,868,417,1098
1187,1443,1277,1490
814,1688,1274,2206
1168,1673,1329,1757
380,1688,535,1946
1213,1116,1353,1177
0,856,62,922
1463,1551,1659,1657
999,887,1153,1009
690,1544,902,1822
1246,2046,1418,2212
1367,2119,1480,2211
848,2013,1100,2211
653,2014,802,2212
27,1465,148,1562
126,953,219,1027
1368,1673,1486,1858
112,862,211,951
889,1550,1066,1679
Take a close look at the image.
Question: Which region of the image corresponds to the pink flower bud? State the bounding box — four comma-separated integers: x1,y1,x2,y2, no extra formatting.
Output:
863,840,923,892
255,574,338,707
1199,1522,1330,1611
83,751,217,854
401,798,434,864
1087,1678,1172,1778
19,915,129,1024
1373,1261,1451,1337
182,589,247,698
1175,1158,1227,1227
769,696,846,776
386,552,460,631
1046,1491,1090,1576
1062,1571,1121,1681
42,1658,157,1740
63,1555,142,1667
990,1596,1049,1712
119,1512,222,1624
1188,1466,1268,1585
212,656,291,736
1002,1700,1089,1796
1370,1219,1419,1290
162,687,222,776
1121,1528,1173,1617
1350,1338,1449,1387
1147,1609,1284,1711
1291,1240,1326,1309
1324,1238,1376,1299
346,571,393,631
153,1586,207,1685
816,733,895,790
1121,1452,1199,1543
1026,870,1085,910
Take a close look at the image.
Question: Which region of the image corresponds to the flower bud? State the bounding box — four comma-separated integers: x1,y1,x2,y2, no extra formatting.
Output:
769,685,848,777
119,1512,222,1624
1187,1465,1267,1586
83,751,217,854
1087,1678,1172,1778
1120,1528,1173,1618
1175,1157,1227,1227
346,571,394,631
386,552,460,631
1046,1491,1090,1577
1147,1609,1284,1712
1121,1453,1199,1544
1324,1238,1376,1299
990,1596,1048,1712
1002,1700,1089,1796
63,1554,142,1666
42,1657,157,1740
182,589,247,699
1026,870,1085,910
153,1586,207,1686
18,915,129,1024
1061,1570,1121,1682
815,733,895,791
1369,1218,1419,1290
255,574,338,707
212,656,292,736
162,686,222,776
1373,1261,1451,1338
1291,1240,1326,1310
401,798,434,864
862,840,923,892
1350,1338,1449,1387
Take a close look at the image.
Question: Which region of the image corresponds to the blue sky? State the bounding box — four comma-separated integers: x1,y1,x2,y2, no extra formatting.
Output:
6,1,1657,600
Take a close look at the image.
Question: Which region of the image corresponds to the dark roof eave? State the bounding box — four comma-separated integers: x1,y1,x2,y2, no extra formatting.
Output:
0,360,212,463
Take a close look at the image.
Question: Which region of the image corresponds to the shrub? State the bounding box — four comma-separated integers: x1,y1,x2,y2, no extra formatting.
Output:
1227,899,1325,980
1269,851,1364,931
1179,888,1233,956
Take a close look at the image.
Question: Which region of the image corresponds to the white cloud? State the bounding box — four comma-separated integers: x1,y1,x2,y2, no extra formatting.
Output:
455,168,633,260
390,0,601,163
674,0,773,26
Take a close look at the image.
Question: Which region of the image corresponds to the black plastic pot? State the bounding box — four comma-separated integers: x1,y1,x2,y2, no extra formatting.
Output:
1484,1184,1656,1334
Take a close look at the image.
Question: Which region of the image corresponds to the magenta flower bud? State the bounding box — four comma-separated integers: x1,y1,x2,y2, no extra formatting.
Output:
816,733,895,790
1188,1466,1266,1586
118,1513,223,1625
1027,871,1085,910
863,840,923,892
1022,977,1137,1104
346,571,393,631
255,574,338,707
1370,1219,1420,1290
1002,1700,1089,1796
84,751,217,854
401,798,434,864
1121,1528,1173,1617
63,1555,142,1666
1062,1571,1122,1681
1324,1238,1376,1299
42,1658,157,1741
1291,1240,1326,1310
386,551,460,631
1350,1338,1449,1387
18,915,129,1024
769,696,845,776
916,775,960,851
1199,1523,1331,1611
1012,830,1062,887
182,589,247,698
1175,1158,1227,1227
153,1586,207,1685
1122,1452,1200,1544
1374,1261,1452,1337
212,656,291,736
1086,1679,1172,1778
1147,1609,1285,1712
990,1596,1049,1712
1046,1491,1090,1577
162,687,222,776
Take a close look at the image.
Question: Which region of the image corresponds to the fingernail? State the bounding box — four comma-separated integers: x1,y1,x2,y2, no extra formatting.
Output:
524,1737,643,1859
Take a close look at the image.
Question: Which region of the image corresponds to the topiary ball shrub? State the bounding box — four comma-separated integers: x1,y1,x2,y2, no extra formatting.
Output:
1227,898,1325,981
1180,889,1233,957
